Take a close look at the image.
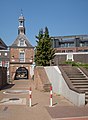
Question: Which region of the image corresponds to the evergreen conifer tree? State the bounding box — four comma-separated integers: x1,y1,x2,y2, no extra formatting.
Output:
35,27,55,66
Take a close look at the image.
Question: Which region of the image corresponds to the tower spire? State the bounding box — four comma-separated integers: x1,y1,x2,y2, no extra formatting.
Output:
18,11,25,35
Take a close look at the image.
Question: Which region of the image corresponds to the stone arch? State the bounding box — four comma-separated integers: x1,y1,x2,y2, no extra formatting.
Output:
14,67,28,80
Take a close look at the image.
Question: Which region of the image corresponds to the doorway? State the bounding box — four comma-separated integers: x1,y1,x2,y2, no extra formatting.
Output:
14,67,28,80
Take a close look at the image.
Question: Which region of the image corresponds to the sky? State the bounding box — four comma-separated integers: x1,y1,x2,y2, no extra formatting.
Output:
0,0,88,46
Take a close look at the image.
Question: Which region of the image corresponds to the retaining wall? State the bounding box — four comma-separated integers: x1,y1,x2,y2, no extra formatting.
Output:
45,66,85,106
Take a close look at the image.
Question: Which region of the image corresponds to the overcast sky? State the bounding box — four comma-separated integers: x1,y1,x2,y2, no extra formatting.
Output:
0,0,88,46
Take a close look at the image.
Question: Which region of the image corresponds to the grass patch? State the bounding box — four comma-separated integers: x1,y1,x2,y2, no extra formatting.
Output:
65,61,88,69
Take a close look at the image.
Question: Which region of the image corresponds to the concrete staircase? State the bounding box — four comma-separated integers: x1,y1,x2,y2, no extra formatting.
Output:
60,66,88,104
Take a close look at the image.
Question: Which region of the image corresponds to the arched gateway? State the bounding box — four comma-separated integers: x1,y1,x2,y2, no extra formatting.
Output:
9,14,34,81
14,67,28,80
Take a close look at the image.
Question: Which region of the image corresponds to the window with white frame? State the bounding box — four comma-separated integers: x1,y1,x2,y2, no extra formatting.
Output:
20,39,25,46
4,61,9,68
19,52,25,62
67,54,74,61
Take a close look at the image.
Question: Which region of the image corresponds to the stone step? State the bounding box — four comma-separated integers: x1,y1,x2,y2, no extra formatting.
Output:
71,80,88,83
75,85,88,88
67,74,82,76
85,92,88,95
73,83,88,85
85,95,88,98
85,92,88,94
77,88,88,91
66,72,82,74
85,98,88,103
70,78,88,80
64,70,82,72
68,76,86,78
85,92,88,103
85,93,88,103
67,73,84,76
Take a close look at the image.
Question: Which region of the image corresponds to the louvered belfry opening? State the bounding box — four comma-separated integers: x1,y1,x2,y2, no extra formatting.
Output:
14,67,28,80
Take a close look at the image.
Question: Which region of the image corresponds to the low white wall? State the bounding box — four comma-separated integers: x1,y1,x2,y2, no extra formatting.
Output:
30,64,35,78
44,66,62,94
45,66,85,106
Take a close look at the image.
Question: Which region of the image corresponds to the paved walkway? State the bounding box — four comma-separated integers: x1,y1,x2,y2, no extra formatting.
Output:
0,80,88,120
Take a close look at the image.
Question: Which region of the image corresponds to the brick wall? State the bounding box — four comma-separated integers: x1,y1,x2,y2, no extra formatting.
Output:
34,66,50,92
74,54,88,63
25,48,34,62
10,48,34,62
34,67,43,91
54,55,66,64
54,53,88,65
10,47,34,80
0,67,7,89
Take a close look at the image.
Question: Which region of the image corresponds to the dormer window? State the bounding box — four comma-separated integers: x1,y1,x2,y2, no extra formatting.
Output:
20,39,24,46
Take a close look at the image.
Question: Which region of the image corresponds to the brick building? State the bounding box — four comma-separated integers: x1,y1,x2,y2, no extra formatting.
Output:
51,35,88,64
0,38,10,79
9,14,34,80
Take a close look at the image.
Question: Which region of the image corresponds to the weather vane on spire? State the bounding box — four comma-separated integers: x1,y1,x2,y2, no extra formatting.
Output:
21,9,23,16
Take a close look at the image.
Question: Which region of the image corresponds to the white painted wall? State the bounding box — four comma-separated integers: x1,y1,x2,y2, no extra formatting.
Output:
30,64,35,78
45,66,85,106
45,66,62,94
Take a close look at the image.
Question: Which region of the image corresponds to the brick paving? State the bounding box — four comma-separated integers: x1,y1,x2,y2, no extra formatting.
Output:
0,80,88,120
46,106,88,120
